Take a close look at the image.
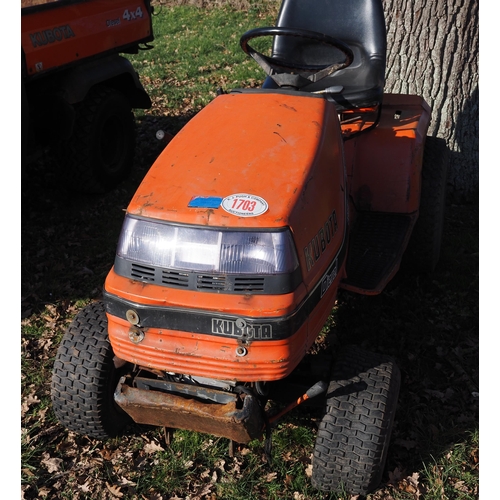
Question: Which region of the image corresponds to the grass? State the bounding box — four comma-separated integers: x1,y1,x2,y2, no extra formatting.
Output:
131,3,275,118
21,3,478,499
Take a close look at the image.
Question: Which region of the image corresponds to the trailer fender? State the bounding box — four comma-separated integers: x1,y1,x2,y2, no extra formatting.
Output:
58,54,151,108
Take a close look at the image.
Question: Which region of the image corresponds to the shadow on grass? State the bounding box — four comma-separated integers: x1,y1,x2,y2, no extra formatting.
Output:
313,200,478,486
21,112,191,318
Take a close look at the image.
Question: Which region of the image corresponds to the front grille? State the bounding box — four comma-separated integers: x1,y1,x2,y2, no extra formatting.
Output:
234,277,265,292
114,257,301,295
130,263,155,281
197,275,227,291
162,270,189,287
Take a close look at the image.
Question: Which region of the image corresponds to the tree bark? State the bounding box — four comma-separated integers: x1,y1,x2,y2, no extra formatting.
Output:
383,0,478,203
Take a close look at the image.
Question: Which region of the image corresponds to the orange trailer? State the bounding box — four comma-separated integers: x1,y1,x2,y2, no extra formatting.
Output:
22,0,154,193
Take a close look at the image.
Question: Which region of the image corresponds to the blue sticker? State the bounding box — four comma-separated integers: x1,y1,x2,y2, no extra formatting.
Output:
188,196,223,208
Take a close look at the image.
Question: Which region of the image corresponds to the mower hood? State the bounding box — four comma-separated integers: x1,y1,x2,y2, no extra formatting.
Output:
127,91,342,230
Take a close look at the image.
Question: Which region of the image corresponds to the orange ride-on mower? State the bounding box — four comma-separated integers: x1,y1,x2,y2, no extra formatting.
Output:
51,0,448,495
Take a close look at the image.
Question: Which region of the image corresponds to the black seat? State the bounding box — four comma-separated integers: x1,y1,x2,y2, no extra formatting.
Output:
263,0,387,110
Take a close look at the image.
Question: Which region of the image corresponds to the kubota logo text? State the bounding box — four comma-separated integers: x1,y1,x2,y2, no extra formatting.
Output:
304,209,338,271
211,318,273,339
30,25,75,47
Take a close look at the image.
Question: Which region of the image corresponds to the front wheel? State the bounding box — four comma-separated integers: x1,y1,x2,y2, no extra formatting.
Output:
58,85,135,194
51,301,132,439
312,346,400,496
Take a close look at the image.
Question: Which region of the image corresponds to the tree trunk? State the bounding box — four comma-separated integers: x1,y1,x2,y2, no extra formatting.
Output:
383,0,478,203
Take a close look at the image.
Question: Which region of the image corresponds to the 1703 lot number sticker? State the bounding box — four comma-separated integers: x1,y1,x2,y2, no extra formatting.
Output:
221,193,268,217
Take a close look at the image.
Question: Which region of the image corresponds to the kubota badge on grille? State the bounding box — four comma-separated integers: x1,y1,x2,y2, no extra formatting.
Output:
221,193,268,217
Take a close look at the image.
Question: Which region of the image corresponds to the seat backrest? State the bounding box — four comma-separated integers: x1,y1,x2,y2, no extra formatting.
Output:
264,0,386,110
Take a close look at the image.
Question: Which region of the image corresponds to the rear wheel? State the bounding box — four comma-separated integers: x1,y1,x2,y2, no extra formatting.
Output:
312,346,400,496
58,85,135,194
51,301,132,439
406,136,448,272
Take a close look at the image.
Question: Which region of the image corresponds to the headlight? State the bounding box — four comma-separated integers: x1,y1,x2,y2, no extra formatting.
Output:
116,215,299,275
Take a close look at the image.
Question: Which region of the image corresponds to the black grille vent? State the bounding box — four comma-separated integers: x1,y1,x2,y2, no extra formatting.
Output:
197,275,227,291
114,256,299,295
234,277,265,292
130,263,155,281
162,270,189,287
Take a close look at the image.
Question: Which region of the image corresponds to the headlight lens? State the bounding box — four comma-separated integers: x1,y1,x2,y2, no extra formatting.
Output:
117,215,299,275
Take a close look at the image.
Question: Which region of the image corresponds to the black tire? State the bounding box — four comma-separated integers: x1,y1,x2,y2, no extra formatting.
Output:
311,346,401,496
51,301,132,439
58,85,135,194
406,136,449,272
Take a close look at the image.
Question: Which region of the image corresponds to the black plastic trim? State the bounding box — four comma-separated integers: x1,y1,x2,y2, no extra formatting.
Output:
230,88,326,99
104,241,347,342
114,256,303,295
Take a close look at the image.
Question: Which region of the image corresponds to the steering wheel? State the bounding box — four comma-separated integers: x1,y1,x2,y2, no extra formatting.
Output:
240,27,354,89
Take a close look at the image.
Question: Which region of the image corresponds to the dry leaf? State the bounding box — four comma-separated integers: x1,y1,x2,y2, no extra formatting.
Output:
37,487,51,497
453,480,469,493
78,481,92,493
200,469,211,479
21,393,40,417
265,472,277,482
41,453,62,473
120,476,137,487
388,467,406,484
214,458,226,471
22,468,35,477
143,441,165,454
106,482,124,498
305,464,313,477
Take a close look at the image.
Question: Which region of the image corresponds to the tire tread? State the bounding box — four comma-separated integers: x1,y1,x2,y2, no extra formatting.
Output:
51,301,131,439
312,346,400,495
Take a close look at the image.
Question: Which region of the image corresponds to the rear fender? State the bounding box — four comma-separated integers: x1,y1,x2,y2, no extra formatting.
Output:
344,94,432,214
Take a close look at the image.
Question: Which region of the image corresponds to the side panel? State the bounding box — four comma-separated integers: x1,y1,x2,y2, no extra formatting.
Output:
21,0,152,77
344,94,431,214
287,102,347,293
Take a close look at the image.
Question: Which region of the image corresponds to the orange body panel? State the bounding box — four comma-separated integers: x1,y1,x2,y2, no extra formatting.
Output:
107,314,312,382
344,94,431,214
21,0,152,77
105,91,347,381
105,257,340,381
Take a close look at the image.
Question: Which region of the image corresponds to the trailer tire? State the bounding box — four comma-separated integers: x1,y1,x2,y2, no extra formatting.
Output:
58,85,135,194
311,346,400,496
406,136,448,272
51,301,132,439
